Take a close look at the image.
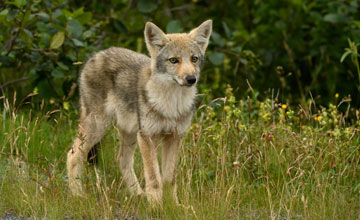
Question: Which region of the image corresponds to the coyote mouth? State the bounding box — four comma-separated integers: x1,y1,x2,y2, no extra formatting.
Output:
173,78,184,86
173,78,194,87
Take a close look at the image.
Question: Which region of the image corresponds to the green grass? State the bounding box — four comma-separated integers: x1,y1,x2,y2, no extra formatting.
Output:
1,90,360,219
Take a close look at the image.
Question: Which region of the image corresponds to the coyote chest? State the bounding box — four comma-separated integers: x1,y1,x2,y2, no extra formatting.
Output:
105,79,196,136
140,82,196,135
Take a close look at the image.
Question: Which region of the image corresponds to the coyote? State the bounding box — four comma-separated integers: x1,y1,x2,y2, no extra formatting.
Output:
66,20,212,204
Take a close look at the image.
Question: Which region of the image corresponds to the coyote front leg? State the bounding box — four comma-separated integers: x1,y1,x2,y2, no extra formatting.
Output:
137,132,162,204
117,132,143,196
162,134,181,204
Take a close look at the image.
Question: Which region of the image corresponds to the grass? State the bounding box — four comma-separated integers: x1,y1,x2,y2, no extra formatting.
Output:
1,88,360,220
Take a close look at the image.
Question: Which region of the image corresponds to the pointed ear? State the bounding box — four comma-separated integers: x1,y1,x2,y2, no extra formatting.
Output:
189,20,213,52
144,22,168,56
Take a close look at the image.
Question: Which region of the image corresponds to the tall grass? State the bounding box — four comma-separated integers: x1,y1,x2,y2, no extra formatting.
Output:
1,89,360,219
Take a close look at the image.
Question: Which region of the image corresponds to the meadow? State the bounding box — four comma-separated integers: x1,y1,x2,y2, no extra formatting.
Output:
1,87,359,219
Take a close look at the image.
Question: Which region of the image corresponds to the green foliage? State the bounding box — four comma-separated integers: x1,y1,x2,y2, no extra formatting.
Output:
341,38,360,89
1,0,360,107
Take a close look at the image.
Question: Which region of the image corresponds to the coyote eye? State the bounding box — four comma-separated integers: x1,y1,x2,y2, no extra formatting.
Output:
191,56,198,63
168,57,179,64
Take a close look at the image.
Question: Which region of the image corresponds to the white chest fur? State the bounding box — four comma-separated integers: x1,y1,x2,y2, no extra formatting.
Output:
145,80,196,119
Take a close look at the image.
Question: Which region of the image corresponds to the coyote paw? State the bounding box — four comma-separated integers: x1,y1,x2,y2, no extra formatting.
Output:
69,187,86,198
129,185,144,197
68,179,86,197
146,189,163,206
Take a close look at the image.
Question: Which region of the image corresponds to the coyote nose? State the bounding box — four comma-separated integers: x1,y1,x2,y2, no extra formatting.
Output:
186,75,196,85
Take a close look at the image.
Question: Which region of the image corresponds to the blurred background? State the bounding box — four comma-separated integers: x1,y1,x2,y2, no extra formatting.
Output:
1,0,360,110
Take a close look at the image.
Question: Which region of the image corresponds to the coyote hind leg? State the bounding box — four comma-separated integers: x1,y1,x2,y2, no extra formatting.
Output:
117,132,143,196
66,112,109,196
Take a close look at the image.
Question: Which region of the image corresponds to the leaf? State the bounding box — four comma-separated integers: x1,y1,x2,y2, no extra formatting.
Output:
39,32,51,49
67,19,83,38
56,62,69,71
166,20,183,33
37,79,55,98
15,0,26,7
222,21,231,38
323,13,347,24
7,8,18,22
36,12,49,21
211,31,224,47
75,12,92,25
53,9,67,24
209,52,225,66
72,38,84,47
137,0,157,13
0,9,8,16
350,20,360,28
22,10,34,27
340,50,351,63
83,30,93,39
0,9,8,23
61,9,73,20
51,68,64,78
50,32,65,49
112,19,128,33
72,7,84,17
5,0,26,8
20,28,32,44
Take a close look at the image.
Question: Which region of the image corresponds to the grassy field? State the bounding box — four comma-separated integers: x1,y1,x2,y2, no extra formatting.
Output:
1,89,360,219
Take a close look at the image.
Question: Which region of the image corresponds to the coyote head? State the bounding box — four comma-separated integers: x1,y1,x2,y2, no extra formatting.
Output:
144,20,212,87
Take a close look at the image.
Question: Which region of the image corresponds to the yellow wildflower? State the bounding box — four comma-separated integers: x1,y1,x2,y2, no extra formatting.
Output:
33,87,39,94
315,115,323,121
281,104,287,109
63,101,69,110
335,93,339,99
50,98,55,104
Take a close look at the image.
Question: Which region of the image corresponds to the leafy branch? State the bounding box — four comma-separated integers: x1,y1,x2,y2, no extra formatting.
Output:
341,38,360,85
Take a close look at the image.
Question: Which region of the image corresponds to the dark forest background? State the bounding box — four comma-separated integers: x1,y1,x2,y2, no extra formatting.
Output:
1,0,360,110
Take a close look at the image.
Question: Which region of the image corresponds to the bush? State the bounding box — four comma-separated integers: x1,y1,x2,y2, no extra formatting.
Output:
1,0,360,108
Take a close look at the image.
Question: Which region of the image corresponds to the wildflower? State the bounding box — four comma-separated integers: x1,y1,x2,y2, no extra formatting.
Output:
63,101,69,110
286,111,289,115
315,115,323,121
50,98,55,104
281,104,287,109
335,93,339,99
301,125,305,130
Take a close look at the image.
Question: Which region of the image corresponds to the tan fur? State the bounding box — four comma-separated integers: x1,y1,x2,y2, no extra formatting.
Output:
66,20,212,205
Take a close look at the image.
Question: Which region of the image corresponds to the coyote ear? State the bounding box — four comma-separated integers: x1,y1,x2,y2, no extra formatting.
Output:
189,20,213,53
144,22,169,56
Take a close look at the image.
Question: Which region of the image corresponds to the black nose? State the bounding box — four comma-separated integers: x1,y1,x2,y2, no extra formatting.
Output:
186,75,196,85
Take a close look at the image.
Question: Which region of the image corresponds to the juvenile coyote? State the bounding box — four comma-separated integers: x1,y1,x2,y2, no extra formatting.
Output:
66,20,212,204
